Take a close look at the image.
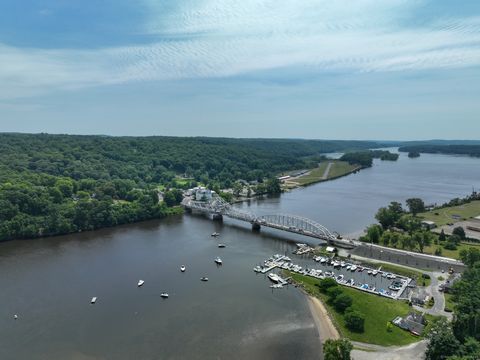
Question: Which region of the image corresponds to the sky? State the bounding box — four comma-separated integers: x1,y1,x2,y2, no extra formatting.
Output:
0,0,479,140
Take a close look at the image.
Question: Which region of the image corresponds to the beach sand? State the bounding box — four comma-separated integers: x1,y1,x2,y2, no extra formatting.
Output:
307,295,340,343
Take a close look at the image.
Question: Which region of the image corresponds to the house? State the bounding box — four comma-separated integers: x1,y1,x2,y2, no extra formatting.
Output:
411,288,429,305
392,312,426,336
421,220,436,229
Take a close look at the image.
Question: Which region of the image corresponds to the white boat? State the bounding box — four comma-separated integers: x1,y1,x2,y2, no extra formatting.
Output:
340,261,346,267
211,232,220,237
200,277,209,281
270,284,283,289
350,265,357,271
367,270,373,275
268,273,281,283
372,270,378,276
218,244,226,248
320,257,327,263
138,280,145,287
336,274,344,282
346,265,351,270
180,265,186,272
160,293,169,298
91,297,97,304
253,266,262,273
214,257,223,265
13,314,18,320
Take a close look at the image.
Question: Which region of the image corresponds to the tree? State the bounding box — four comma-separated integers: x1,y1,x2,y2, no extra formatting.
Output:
406,198,425,215
327,286,344,304
344,308,365,332
317,277,338,293
439,229,447,242
333,293,353,313
265,177,281,194
460,248,480,267
323,339,353,360
413,231,434,253
380,231,392,246
426,318,461,360
365,224,383,244
453,227,466,240
375,207,396,229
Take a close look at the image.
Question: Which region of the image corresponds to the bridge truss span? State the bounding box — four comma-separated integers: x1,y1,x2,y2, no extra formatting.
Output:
183,193,336,241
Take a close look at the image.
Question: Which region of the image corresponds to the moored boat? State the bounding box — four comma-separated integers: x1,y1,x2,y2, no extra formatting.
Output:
138,280,145,287
214,257,223,265
91,297,97,304
161,292,169,298
200,277,209,281
180,265,186,272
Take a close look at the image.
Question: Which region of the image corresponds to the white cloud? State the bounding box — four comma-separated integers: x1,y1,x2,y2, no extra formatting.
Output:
0,0,479,99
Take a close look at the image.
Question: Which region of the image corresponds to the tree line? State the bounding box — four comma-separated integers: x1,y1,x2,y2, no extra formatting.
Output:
399,145,480,157
0,133,378,241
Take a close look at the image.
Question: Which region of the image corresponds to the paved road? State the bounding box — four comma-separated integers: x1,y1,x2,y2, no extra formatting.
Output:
352,340,428,360
413,271,453,319
350,243,465,273
321,162,334,180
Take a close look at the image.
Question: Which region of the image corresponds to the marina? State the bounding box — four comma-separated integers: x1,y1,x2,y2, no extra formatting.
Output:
255,254,411,300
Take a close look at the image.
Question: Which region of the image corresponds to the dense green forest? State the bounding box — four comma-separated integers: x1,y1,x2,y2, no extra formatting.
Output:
340,150,399,168
399,145,480,157
0,133,379,241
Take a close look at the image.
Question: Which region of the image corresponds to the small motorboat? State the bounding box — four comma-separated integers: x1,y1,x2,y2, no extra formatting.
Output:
200,277,209,281
218,244,226,248
91,297,97,304
138,280,145,287
180,265,186,272
270,284,283,289
13,314,18,320
161,293,169,298
367,270,373,275
214,257,223,265
211,232,220,237
350,265,357,271
372,270,378,276
253,266,262,273
346,265,351,271
340,261,346,267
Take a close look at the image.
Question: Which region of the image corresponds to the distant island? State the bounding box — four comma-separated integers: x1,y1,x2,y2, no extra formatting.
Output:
408,151,420,158
399,145,480,157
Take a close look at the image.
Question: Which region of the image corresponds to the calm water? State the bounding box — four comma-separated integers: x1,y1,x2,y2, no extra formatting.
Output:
1,150,480,360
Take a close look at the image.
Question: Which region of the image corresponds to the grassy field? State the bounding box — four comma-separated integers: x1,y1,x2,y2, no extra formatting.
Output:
294,161,358,186
422,241,480,260
289,272,421,346
419,201,480,227
444,293,456,312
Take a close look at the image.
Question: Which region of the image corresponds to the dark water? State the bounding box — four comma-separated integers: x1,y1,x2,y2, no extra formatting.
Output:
1,150,480,360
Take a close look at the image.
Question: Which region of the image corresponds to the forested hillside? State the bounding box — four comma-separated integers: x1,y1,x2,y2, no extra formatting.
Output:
398,145,480,157
0,133,378,241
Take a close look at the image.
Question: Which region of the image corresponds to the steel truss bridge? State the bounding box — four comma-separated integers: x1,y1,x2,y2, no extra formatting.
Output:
182,194,337,242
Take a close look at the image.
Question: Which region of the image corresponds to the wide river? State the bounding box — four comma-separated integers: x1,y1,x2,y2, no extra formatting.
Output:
1,150,480,360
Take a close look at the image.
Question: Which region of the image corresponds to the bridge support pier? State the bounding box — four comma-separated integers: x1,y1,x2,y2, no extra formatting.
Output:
212,213,223,222
252,223,261,231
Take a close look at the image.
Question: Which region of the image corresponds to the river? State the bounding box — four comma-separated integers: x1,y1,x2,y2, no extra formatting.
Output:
1,150,480,360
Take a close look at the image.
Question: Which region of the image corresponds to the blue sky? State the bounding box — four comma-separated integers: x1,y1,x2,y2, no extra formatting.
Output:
0,0,479,139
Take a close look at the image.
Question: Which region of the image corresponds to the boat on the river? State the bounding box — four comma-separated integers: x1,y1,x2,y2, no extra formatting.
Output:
138,280,145,287
180,265,186,272
211,232,220,237
270,284,283,289
350,265,357,271
214,257,223,265
218,243,226,248
161,293,169,298
268,273,281,283
91,297,97,304
372,270,378,276
200,277,209,281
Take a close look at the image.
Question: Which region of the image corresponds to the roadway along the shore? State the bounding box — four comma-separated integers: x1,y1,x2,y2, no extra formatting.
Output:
349,243,465,273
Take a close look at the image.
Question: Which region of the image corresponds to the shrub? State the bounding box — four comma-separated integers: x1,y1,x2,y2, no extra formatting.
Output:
317,277,338,293
333,293,353,313
452,226,466,240
444,241,458,250
344,308,365,332
327,286,343,304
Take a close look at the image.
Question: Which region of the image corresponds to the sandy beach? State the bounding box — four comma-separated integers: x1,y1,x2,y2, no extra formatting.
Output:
306,295,340,343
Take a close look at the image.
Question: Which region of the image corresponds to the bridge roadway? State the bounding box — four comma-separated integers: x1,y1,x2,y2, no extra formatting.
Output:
182,194,346,243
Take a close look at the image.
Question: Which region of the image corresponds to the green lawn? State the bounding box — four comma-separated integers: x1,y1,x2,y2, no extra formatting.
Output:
444,293,456,312
423,241,480,260
294,161,358,186
419,200,480,227
289,272,421,346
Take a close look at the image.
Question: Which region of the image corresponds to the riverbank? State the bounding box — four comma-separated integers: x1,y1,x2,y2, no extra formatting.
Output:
306,295,340,342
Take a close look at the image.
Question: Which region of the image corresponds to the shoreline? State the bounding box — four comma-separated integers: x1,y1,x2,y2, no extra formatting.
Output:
306,295,340,343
